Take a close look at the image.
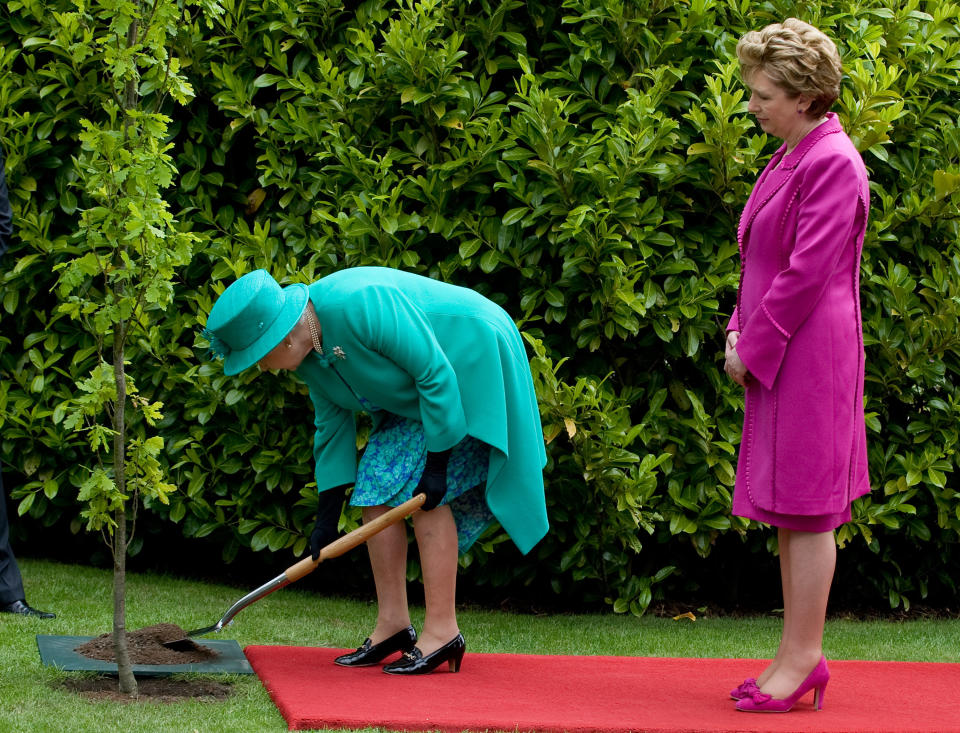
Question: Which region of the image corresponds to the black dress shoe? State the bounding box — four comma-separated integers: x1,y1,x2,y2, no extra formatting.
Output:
334,625,417,667
382,633,465,675
1,599,56,619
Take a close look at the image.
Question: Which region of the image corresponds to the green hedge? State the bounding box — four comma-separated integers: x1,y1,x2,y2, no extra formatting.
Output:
1,0,958,613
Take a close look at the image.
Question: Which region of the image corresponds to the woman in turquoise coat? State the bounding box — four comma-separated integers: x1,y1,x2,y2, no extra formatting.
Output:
203,266,548,674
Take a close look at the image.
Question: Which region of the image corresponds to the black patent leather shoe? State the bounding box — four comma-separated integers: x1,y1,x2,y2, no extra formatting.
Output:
1,599,56,619
382,633,465,675
334,625,417,667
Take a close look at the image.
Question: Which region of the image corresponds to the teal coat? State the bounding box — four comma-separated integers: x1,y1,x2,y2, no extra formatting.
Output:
295,267,548,555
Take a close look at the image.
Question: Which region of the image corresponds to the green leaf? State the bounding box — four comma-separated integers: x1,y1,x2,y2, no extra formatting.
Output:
2,290,17,314
502,207,528,226
18,493,36,516
181,169,201,192
253,74,284,87
61,190,78,214
238,519,261,535
458,239,482,259
480,249,500,273
686,143,717,156
43,480,59,499
933,170,960,200
499,32,527,47
544,288,564,307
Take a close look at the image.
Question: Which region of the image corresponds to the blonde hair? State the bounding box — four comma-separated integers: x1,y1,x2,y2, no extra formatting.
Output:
736,18,842,117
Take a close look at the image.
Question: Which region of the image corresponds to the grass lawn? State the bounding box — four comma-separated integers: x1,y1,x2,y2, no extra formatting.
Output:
2,558,957,733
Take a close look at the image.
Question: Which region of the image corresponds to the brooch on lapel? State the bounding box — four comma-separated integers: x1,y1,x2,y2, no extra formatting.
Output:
314,345,347,368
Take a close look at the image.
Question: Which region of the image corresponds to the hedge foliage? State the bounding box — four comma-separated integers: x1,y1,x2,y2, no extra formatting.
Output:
1,0,958,613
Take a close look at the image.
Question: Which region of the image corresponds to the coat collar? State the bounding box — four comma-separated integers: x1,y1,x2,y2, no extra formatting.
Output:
773,112,842,171
737,113,843,251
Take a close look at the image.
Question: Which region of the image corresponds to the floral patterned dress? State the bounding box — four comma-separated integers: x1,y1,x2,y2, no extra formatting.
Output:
351,410,494,553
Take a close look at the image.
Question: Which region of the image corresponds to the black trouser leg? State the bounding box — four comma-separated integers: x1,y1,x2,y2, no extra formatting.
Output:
0,470,26,604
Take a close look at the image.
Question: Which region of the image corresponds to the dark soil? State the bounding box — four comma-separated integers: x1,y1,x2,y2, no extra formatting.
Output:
73,623,220,666
61,677,233,703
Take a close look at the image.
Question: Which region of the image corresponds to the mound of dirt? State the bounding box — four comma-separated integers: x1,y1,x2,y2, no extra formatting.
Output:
61,677,233,702
73,623,220,666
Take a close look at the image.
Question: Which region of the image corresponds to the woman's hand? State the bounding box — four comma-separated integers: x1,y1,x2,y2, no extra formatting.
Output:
311,484,347,560
415,449,451,510
724,331,752,387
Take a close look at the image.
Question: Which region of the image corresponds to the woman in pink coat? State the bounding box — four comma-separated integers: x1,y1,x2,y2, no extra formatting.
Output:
724,19,871,713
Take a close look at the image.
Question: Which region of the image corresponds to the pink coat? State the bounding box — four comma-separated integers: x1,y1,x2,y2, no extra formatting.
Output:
728,113,871,516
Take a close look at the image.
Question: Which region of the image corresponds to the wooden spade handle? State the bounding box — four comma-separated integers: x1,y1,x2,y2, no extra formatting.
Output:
283,493,426,583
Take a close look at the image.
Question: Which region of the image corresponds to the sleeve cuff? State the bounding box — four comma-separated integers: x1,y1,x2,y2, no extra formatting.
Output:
727,307,740,332
736,304,791,390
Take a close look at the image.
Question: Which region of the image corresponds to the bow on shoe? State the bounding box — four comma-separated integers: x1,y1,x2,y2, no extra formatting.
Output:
741,686,772,704
731,678,761,700
739,680,761,696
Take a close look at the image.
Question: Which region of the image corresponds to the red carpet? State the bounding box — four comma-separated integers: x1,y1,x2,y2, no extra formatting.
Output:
244,645,960,732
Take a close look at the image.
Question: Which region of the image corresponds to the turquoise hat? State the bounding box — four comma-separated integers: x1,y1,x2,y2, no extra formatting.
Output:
203,270,309,375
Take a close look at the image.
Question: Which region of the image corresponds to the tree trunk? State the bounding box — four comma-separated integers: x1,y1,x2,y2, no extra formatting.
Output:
112,506,136,695
107,10,142,698
112,321,137,696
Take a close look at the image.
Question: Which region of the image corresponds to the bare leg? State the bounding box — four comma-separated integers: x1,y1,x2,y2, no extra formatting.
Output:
412,505,460,656
757,529,835,699
363,505,412,644
756,528,791,686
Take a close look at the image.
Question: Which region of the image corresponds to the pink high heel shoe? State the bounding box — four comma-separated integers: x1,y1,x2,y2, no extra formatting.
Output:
735,656,829,713
730,677,759,700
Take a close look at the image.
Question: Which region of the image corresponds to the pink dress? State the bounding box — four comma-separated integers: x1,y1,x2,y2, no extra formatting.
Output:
728,114,871,531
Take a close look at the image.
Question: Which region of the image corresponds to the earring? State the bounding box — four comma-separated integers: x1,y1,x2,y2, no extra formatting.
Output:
286,341,293,349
